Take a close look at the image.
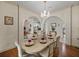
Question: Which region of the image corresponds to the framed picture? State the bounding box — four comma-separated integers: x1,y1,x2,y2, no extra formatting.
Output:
4,16,13,25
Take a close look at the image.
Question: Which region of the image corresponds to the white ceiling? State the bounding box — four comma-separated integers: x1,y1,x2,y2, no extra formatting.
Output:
7,1,79,14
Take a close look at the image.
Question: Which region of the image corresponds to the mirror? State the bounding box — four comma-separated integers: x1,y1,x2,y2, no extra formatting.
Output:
44,16,64,34
24,16,41,39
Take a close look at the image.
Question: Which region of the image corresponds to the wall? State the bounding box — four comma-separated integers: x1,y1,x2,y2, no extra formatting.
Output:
72,5,79,47
0,2,18,52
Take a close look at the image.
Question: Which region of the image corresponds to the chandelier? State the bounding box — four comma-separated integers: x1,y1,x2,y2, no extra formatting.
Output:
41,1,50,17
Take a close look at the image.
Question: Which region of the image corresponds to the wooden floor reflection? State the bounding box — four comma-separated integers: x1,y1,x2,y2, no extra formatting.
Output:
54,43,79,57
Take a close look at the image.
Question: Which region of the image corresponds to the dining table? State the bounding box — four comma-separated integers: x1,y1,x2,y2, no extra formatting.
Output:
20,36,57,56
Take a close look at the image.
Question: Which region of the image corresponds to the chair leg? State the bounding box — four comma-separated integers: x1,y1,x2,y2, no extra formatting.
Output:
48,46,50,57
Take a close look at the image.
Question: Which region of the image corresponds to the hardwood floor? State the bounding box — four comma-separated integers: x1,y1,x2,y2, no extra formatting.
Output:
0,48,18,57
54,43,79,57
0,43,79,57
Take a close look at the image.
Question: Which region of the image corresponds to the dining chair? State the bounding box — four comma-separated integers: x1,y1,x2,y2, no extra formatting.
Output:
15,41,27,57
48,42,54,57
15,41,40,57
55,36,60,48
53,36,60,56
48,36,60,57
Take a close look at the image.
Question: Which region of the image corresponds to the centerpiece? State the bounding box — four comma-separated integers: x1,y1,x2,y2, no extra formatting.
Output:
32,31,38,40
40,31,47,44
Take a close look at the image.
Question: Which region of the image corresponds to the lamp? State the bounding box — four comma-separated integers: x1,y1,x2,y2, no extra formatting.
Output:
41,1,50,17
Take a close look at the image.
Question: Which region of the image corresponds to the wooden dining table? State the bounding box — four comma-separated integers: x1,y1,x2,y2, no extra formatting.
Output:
21,38,56,55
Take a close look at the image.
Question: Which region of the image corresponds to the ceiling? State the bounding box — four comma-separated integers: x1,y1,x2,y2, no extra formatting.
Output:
7,1,79,15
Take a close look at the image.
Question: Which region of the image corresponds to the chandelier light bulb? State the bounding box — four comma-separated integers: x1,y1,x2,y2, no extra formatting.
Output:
44,10,46,16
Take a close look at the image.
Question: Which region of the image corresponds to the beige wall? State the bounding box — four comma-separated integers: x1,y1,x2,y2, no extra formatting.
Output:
0,2,18,52
72,6,79,47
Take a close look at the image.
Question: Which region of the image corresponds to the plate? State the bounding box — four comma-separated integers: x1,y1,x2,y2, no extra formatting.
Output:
25,44,34,47
25,41,34,47
40,40,47,44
